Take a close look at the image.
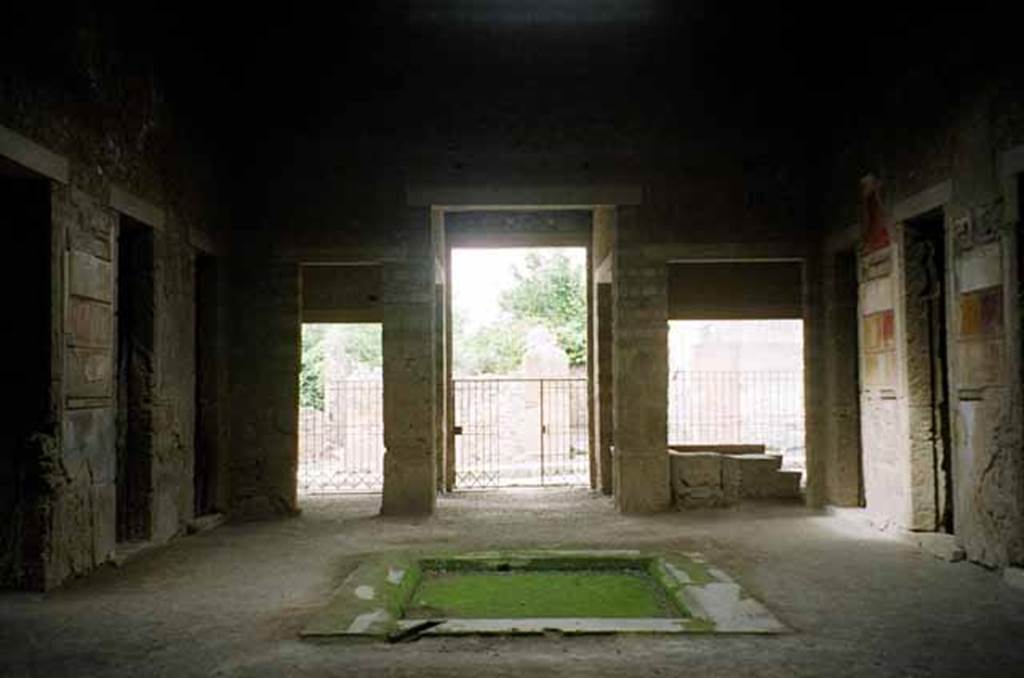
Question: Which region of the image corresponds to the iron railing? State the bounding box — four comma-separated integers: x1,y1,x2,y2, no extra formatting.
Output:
668,370,804,471
453,377,589,489
297,372,800,493
298,379,385,494
297,376,590,494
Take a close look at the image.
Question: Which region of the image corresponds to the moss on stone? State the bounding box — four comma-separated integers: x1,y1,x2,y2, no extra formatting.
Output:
656,554,715,586
405,570,681,619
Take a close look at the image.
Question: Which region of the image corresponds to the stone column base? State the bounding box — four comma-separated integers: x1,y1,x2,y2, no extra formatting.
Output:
614,449,670,513
381,449,436,516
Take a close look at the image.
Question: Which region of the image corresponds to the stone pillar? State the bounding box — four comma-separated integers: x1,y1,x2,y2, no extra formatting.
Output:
594,282,614,495
229,260,300,519
434,281,446,491
431,209,447,492
612,236,671,513
803,256,827,508
381,258,437,516
822,249,864,507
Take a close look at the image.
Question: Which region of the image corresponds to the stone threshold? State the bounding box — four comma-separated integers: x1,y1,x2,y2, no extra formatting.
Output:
1003,566,1024,592
825,507,966,562
111,513,226,568
395,617,698,635
826,510,1024,590
187,512,227,535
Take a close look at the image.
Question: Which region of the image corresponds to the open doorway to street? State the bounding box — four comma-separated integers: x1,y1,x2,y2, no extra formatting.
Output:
298,323,384,496
450,247,589,488
668,319,806,483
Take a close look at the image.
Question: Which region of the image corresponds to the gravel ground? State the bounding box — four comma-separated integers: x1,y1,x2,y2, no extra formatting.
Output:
2,488,1023,677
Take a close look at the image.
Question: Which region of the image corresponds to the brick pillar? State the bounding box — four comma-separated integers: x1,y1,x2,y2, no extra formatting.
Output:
381,258,437,516
612,242,671,513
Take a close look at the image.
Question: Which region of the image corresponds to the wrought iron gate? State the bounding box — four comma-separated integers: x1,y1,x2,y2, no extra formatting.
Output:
453,377,589,489
298,379,385,494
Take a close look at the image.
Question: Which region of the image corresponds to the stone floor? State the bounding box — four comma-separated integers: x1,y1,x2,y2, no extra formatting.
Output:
2,488,1023,677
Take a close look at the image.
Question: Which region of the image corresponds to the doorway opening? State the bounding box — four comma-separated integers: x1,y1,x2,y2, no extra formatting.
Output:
115,217,155,542
450,247,589,489
0,175,51,586
668,319,806,482
298,323,384,495
904,210,953,533
194,255,224,517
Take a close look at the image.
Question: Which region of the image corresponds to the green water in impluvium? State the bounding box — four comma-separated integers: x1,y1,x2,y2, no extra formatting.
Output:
404,571,681,619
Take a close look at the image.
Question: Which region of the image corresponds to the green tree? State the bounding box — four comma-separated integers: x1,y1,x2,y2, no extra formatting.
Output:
499,252,587,366
457,319,529,375
335,324,383,370
300,324,383,409
300,324,326,410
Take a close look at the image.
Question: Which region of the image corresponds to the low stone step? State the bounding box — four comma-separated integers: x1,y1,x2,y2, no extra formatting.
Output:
669,444,766,455
771,470,802,499
723,454,783,498
669,450,802,507
669,452,727,508
725,453,783,471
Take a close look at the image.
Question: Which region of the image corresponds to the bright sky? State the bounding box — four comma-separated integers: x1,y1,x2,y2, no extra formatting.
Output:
451,247,586,331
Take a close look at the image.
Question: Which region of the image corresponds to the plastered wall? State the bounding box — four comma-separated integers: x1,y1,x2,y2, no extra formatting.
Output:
823,76,1024,566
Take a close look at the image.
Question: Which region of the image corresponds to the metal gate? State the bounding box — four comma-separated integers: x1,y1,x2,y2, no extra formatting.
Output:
453,377,589,489
668,370,805,472
298,379,385,494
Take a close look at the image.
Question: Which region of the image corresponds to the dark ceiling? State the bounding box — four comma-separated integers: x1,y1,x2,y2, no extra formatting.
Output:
5,3,1008,131
2,2,1015,205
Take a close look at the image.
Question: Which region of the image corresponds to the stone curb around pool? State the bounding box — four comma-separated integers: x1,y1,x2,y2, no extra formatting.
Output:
300,549,787,639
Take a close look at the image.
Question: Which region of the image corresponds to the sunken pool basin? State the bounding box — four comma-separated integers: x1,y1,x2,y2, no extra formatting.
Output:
300,550,786,638
408,569,677,619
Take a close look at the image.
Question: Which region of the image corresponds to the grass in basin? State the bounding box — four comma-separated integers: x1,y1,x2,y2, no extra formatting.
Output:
404,570,683,619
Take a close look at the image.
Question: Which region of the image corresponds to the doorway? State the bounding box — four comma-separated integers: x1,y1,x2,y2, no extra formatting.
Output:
667,319,806,481
298,323,385,495
0,175,51,586
903,210,954,533
449,247,590,488
115,217,155,542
